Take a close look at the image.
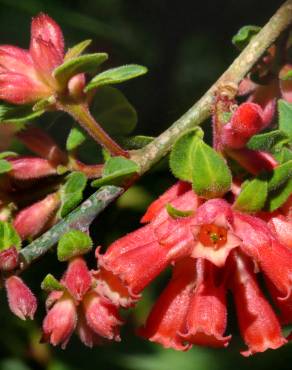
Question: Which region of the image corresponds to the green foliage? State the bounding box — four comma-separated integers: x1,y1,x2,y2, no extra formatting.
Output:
247,130,288,152
85,64,148,92
57,229,92,262
232,25,261,50
165,203,194,218
0,221,21,251
0,151,18,159
170,130,232,198
280,69,292,80
278,99,292,137
265,178,292,212
53,53,108,86
92,86,138,136
41,274,64,291
64,40,92,61
121,135,154,149
0,103,43,125
234,178,268,212
91,156,139,188
0,159,12,174
59,172,87,217
267,160,292,191
66,126,87,151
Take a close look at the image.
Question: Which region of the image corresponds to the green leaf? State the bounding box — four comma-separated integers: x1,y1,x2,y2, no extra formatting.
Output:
85,64,148,92
166,203,194,218
121,135,154,149
59,172,87,218
278,99,292,137
64,40,92,61
169,129,204,181
273,147,292,164
57,229,92,262
66,127,87,151
0,221,21,251
53,53,108,87
247,130,288,152
234,178,268,212
191,140,232,198
92,86,137,136
280,69,292,81
266,178,292,211
0,103,43,125
41,274,64,291
0,159,12,174
232,25,261,50
91,156,139,188
0,151,18,159
267,160,292,191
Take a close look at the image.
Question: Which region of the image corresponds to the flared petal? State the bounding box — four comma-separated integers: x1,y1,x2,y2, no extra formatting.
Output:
180,259,231,348
0,45,35,75
139,258,196,351
77,313,101,347
230,252,286,356
268,216,292,248
234,212,292,299
141,181,191,223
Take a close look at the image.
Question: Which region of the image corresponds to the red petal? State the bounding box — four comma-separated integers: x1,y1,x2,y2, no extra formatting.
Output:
63,257,91,301
77,313,101,347
230,252,286,356
279,64,292,103
268,216,292,249
30,13,64,60
141,181,191,223
0,46,35,75
234,212,292,299
180,259,230,348
5,276,37,320
139,258,196,350
0,246,19,271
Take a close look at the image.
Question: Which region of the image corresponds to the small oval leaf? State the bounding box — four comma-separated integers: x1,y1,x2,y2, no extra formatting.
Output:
57,229,92,262
41,274,64,291
85,64,148,92
166,203,194,218
232,25,261,50
64,40,92,61
234,178,268,212
66,127,87,151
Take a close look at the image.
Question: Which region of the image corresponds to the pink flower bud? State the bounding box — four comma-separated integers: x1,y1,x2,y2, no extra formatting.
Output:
83,292,122,341
63,257,91,301
68,74,86,100
0,247,19,271
5,276,37,320
42,295,77,348
13,193,60,240
8,157,57,180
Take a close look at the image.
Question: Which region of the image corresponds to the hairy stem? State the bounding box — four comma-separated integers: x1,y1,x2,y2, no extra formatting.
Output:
60,103,128,157
131,0,292,174
19,186,123,268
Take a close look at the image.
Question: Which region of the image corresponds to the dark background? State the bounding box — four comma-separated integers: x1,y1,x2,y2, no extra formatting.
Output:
0,1,291,370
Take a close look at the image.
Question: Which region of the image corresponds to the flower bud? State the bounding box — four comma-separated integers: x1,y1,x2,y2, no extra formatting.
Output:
42,295,77,348
5,276,37,320
13,193,60,240
0,246,19,271
63,257,91,301
8,157,57,180
68,74,86,100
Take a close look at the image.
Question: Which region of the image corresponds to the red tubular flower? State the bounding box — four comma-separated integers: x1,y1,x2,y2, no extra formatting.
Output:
5,276,37,320
62,257,92,301
13,193,60,240
42,293,77,348
83,292,122,341
139,258,196,350
0,13,84,104
234,212,292,299
180,259,231,348
229,252,286,356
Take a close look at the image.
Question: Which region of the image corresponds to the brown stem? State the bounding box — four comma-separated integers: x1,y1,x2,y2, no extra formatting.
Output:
59,103,128,157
